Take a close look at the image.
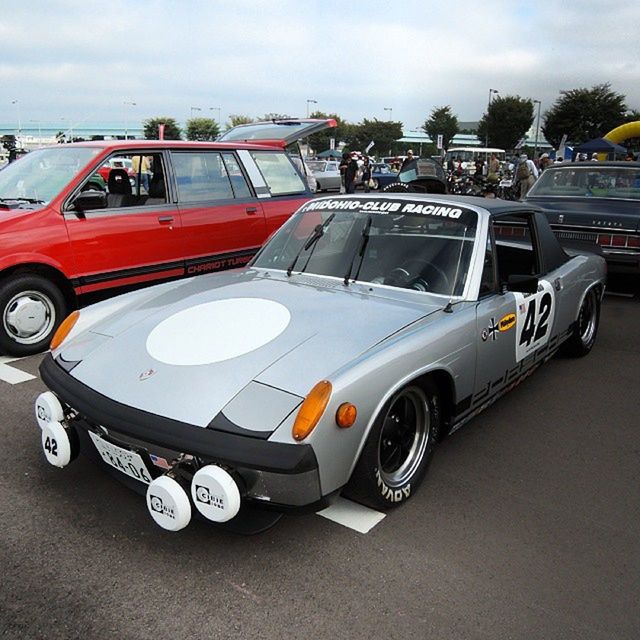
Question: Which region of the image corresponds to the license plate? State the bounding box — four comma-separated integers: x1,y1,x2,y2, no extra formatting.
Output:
499,180,512,187
88,431,153,484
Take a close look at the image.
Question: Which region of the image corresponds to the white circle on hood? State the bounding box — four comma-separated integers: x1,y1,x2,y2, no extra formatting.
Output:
146,298,290,366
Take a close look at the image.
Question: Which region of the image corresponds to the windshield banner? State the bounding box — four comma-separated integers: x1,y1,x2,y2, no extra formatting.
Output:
298,197,474,222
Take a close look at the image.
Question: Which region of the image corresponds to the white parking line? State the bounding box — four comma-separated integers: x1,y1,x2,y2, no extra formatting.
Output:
317,496,386,533
0,356,36,384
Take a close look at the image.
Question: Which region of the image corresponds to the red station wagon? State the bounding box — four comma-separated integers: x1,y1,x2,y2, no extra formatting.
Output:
0,127,331,356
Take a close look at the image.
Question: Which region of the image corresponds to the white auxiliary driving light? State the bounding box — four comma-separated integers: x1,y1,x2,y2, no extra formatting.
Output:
41,421,74,468
191,465,241,523
146,475,192,531
35,391,64,430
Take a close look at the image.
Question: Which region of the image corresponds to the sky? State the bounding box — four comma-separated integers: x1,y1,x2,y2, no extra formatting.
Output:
1,0,639,131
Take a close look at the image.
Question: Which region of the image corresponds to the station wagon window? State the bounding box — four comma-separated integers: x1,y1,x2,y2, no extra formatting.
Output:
171,151,234,202
74,151,167,211
250,152,306,196
221,152,252,198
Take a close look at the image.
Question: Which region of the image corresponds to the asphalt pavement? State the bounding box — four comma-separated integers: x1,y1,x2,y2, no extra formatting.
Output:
1,290,639,640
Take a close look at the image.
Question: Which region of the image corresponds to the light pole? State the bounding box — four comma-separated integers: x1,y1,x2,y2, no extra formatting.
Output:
209,107,221,127
11,100,21,137
123,101,136,139
533,99,542,160
29,119,42,143
485,89,499,148
383,107,392,120
306,99,317,118
190,106,202,119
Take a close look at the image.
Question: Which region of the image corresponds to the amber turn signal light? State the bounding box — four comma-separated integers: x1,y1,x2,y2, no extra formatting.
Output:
336,403,357,428
292,380,332,441
50,310,80,351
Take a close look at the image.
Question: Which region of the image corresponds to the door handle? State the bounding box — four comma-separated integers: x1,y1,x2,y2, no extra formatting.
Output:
158,216,174,224
245,207,258,215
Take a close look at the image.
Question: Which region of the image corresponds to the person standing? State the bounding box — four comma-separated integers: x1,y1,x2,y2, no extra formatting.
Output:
515,153,539,199
361,157,372,192
344,153,359,194
400,149,415,171
339,152,350,193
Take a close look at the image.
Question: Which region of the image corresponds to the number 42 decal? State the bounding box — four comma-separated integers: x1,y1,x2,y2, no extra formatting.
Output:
515,281,556,362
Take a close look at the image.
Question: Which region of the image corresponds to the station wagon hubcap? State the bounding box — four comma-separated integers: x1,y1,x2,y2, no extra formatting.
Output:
378,387,430,488
4,291,56,345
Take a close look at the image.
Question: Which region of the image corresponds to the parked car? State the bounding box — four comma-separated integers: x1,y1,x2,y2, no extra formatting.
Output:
96,157,137,187
369,163,398,190
36,193,605,533
0,139,313,356
523,161,640,273
307,159,341,192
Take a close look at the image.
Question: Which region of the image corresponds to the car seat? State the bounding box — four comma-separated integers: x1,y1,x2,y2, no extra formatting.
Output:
145,174,166,205
107,169,133,208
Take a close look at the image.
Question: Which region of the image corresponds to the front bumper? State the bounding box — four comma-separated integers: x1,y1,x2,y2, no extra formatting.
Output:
39,354,324,511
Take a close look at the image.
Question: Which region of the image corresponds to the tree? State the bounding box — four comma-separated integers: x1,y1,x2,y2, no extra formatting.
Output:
306,111,345,154
342,118,403,156
225,114,254,130
477,95,534,150
422,106,458,150
541,84,628,147
143,117,182,140
186,117,220,141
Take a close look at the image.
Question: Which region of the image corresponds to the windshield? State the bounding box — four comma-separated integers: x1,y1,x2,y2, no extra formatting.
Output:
306,161,327,172
529,166,640,199
253,197,478,296
0,146,100,205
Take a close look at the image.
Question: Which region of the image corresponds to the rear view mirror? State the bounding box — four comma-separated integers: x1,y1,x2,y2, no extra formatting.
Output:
505,274,539,294
72,190,107,212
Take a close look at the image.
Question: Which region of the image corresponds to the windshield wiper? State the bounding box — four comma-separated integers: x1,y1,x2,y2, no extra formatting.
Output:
286,213,335,276
0,197,45,204
343,215,373,285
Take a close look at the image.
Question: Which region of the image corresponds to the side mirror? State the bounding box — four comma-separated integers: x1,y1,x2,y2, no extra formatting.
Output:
72,189,107,212
505,274,539,294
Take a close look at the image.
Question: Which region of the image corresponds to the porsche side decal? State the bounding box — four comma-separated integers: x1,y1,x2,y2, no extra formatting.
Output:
499,313,516,332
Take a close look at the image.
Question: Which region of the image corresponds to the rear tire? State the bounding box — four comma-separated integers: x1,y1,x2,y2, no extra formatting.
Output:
0,275,68,357
561,287,600,357
344,380,441,510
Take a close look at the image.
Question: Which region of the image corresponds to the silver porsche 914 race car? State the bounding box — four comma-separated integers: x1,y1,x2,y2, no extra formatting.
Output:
35,194,606,533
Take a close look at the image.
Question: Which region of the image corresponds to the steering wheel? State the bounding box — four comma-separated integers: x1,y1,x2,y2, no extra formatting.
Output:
384,258,451,293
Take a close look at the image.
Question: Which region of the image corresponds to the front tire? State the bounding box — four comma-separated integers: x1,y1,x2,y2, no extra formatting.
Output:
561,287,600,357
0,275,68,357
345,380,441,510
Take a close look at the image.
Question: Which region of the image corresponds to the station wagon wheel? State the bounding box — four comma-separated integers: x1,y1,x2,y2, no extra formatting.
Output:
0,275,68,357
345,380,441,510
561,286,600,358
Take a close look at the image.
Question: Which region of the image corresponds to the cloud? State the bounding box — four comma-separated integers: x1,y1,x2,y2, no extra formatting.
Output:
1,0,639,129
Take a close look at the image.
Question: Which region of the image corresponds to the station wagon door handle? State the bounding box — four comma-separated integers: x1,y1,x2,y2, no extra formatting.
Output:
157,216,174,224
245,207,258,215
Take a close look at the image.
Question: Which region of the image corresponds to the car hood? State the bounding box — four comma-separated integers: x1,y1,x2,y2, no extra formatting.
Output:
526,196,640,232
61,270,443,428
